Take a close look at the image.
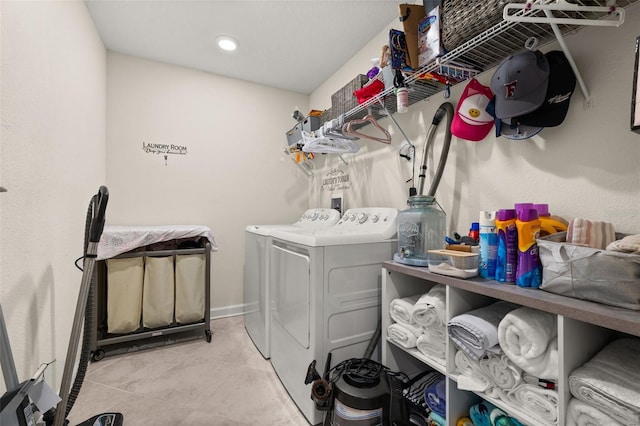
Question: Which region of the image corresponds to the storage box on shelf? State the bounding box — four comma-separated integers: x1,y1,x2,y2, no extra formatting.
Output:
382,261,639,426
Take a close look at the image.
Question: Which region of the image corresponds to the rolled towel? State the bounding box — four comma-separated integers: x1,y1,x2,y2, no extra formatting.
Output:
566,398,623,426
498,306,559,380
448,301,518,360
387,322,422,349
566,218,616,250
569,338,640,425
506,382,558,424
416,329,446,363
469,400,497,426
424,375,446,418
390,294,421,325
479,353,523,392
428,411,446,426
411,284,446,328
454,350,493,394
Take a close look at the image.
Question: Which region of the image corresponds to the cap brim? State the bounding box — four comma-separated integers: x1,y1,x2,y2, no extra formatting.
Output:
498,120,543,140
451,116,494,142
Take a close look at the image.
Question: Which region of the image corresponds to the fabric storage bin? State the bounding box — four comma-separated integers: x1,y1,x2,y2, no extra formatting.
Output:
106,257,144,333
175,253,205,323
142,256,175,328
538,232,640,310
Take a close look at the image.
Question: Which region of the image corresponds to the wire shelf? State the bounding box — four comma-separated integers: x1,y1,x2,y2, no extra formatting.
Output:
342,0,639,125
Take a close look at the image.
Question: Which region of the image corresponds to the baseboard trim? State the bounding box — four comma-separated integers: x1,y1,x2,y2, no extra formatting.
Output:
210,304,244,320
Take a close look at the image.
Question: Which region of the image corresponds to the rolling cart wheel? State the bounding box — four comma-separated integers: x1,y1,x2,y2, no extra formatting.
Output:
205,330,212,343
92,349,105,362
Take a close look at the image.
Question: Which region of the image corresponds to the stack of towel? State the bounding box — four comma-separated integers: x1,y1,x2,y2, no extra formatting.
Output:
452,305,560,424
568,338,640,426
448,301,517,360
387,285,447,366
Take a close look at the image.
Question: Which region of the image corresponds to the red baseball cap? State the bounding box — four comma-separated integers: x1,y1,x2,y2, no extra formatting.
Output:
451,78,495,142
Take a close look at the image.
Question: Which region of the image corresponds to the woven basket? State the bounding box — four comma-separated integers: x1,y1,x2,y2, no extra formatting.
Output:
331,74,369,120
441,0,526,51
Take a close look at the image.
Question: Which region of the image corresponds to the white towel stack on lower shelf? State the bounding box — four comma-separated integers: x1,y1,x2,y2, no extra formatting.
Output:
566,398,623,426
452,305,560,425
387,285,447,366
568,338,640,426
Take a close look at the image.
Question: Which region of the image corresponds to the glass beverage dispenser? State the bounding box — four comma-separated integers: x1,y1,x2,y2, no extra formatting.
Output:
393,195,446,266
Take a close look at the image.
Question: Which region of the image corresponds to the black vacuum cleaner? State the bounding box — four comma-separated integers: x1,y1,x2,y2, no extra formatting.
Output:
0,186,123,426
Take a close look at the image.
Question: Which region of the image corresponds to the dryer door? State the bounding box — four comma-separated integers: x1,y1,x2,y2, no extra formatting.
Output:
271,243,311,349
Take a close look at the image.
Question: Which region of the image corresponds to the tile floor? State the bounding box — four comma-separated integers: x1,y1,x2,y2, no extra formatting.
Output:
67,316,310,426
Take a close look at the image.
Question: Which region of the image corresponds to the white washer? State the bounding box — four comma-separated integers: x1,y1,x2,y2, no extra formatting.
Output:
244,209,340,359
269,207,398,425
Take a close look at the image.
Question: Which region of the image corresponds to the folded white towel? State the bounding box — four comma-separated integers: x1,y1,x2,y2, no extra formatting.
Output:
506,382,559,424
569,338,640,425
566,398,623,426
416,330,446,364
389,295,421,326
448,301,518,360
606,233,640,254
411,285,446,328
498,306,559,380
479,353,523,392
387,322,422,349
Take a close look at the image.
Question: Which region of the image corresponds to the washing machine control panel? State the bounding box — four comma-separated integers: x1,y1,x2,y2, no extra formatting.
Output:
296,209,341,228
333,208,398,240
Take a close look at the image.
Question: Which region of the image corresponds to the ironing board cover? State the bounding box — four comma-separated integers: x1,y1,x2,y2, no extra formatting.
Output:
97,225,218,260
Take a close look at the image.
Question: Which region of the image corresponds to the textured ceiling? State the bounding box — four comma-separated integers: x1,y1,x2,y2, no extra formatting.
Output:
85,0,405,94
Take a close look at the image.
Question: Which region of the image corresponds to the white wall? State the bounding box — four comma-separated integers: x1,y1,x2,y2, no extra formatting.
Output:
309,5,640,236
105,52,310,314
0,0,106,390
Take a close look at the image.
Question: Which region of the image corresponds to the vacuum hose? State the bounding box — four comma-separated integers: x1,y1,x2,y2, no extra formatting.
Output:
417,102,454,197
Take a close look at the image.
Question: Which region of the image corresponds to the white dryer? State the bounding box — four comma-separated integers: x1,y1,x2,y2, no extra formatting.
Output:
269,207,398,425
244,209,340,359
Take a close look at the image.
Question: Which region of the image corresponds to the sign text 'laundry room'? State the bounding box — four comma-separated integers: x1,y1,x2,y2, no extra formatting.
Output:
142,142,188,165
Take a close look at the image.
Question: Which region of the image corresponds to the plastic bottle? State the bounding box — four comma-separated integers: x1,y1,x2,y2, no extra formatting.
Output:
515,208,542,288
468,222,480,244
396,87,409,113
479,211,498,279
495,209,518,283
534,203,568,236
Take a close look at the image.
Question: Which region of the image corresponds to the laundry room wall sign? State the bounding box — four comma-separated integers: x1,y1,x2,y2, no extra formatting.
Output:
142,141,188,165
321,168,351,192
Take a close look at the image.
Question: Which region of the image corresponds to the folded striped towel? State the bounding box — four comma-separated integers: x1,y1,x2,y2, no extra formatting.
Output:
389,295,421,326
448,301,518,360
566,218,616,250
411,284,446,328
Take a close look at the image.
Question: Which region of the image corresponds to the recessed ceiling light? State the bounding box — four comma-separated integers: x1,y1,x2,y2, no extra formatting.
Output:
216,36,238,52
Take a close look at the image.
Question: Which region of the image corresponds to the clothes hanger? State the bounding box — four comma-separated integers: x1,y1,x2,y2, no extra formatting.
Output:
342,114,392,144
